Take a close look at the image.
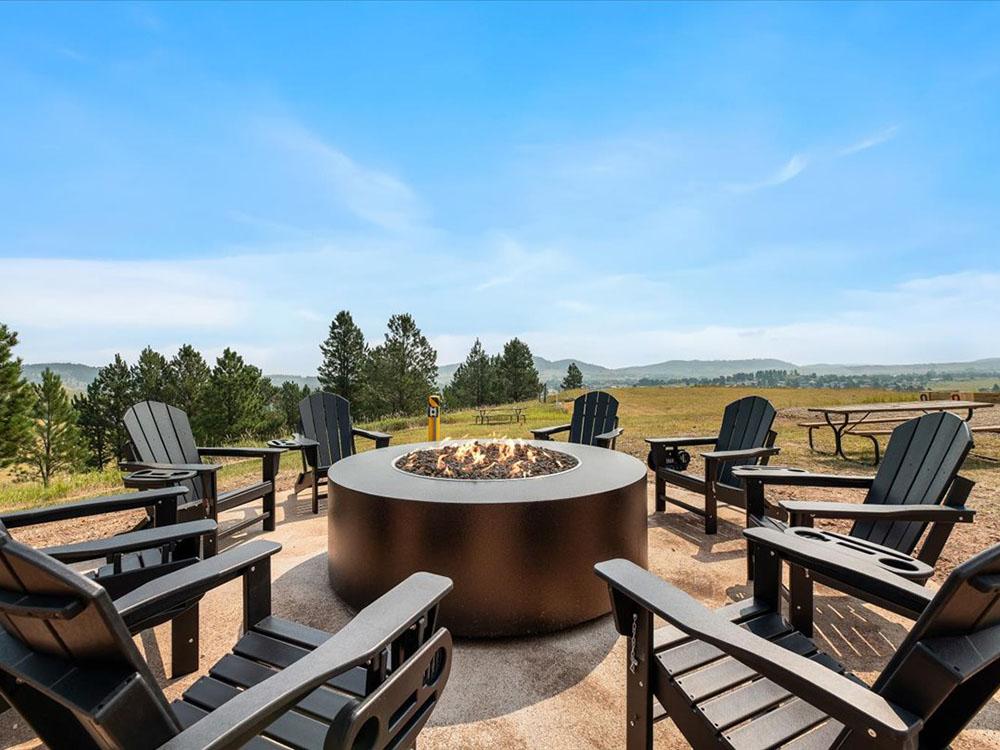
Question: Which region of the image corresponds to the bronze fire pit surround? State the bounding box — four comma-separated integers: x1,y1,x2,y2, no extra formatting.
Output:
328,440,648,637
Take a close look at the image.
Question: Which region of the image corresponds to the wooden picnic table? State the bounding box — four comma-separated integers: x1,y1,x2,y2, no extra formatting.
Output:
806,399,995,461
474,406,526,425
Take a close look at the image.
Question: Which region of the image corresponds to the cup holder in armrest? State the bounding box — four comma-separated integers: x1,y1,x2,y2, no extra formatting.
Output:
790,528,831,542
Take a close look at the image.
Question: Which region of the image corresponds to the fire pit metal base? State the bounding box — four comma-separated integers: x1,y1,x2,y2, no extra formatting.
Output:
327,440,647,637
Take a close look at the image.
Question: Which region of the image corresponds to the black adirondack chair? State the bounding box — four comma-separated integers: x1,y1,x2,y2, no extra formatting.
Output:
596,526,1000,750
647,395,779,534
0,522,454,750
270,392,391,515
735,411,976,634
532,390,623,449
0,487,216,677
123,400,286,552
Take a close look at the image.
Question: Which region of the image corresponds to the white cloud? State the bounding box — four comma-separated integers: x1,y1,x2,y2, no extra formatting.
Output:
0,258,246,329
727,154,809,193
259,119,424,233
839,125,900,157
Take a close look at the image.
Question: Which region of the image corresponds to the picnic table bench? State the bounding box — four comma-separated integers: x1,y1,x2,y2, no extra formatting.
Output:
803,399,995,464
474,406,526,425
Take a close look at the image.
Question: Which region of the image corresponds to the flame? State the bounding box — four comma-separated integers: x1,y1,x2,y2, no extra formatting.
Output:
397,440,577,480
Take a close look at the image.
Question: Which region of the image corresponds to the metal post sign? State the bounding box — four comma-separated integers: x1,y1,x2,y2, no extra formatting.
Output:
427,394,441,441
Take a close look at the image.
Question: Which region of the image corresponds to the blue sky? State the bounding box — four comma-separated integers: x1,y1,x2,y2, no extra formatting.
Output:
1,2,998,372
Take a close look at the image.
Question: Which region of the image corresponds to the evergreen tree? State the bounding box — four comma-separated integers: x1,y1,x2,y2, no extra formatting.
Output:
98,354,138,461
444,339,498,407
0,323,34,468
561,362,584,391
365,314,437,417
498,338,541,402
19,369,85,486
132,346,169,402
74,383,109,469
164,344,211,438
318,311,368,403
202,348,275,442
275,381,310,433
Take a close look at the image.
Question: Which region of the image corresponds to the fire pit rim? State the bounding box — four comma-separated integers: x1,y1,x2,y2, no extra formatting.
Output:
390,438,581,482
329,440,646,505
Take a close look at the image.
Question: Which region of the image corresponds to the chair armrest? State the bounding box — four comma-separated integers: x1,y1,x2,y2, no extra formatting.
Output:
41,520,218,564
0,487,189,528
644,435,717,447
114,539,281,626
532,424,570,440
702,446,780,461
121,460,222,475
594,558,920,742
779,501,975,524
197,447,286,458
267,438,319,450
593,427,624,448
732,467,874,488
744,527,934,615
158,572,453,750
352,427,392,448
122,468,199,491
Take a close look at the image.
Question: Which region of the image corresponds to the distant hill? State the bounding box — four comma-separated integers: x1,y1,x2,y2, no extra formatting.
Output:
22,363,100,392
267,374,322,390
437,356,799,388
24,356,1000,394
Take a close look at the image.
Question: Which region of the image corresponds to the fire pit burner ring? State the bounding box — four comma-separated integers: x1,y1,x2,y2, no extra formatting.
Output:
328,440,647,637
394,439,579,480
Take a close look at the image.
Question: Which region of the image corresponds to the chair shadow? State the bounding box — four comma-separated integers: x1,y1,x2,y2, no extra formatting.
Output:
269,553,619,726
647,503,747,565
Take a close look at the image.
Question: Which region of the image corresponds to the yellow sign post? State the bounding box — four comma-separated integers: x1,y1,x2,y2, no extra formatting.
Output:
427,394,441,441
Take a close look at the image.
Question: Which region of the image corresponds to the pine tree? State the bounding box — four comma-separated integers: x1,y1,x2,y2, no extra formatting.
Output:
318,311,368,403
365,314,437,417
0,323,34,468
498,338,541,402
74,383,109,469
202,348,275,442
164,344,211,438
444,339,498,407
19,369,86,486
99,354,138,461
132,346,169,402
275,381,310,433
561,362,584,391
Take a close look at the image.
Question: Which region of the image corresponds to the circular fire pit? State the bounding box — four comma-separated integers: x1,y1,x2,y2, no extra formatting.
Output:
328,440,647,637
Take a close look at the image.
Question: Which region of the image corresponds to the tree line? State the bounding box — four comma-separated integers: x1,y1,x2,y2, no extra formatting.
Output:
441,338,544,407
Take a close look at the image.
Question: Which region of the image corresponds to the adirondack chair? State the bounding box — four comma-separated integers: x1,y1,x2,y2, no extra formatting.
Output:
269,392,391,514
532,390,623,449
0,487,216,677
596,526,1000,750
0,522,454,750
647,395,779,534
123,400,286,552
735,411,976,635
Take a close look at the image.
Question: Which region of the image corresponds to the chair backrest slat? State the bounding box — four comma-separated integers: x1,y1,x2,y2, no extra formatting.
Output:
123,401,206,500
299,392,356,469
568,391,619,446
829,542,1000,748
854,413,973,554
713,396,777,486
0,524,178,747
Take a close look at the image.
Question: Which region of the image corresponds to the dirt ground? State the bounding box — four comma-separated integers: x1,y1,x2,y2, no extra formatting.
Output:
1,452,997,749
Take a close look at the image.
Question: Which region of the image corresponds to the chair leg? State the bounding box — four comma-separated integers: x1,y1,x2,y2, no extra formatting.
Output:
626,610,654,750
654,473,666,513
704,482,717,535
262,454,278,532
171,603,200,677
312,473,320,515
789,563,814,637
